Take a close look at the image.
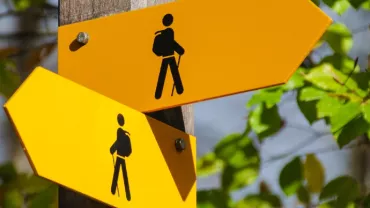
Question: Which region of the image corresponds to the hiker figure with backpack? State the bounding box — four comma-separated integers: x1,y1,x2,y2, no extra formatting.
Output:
110,113,132,201
152,13,185,100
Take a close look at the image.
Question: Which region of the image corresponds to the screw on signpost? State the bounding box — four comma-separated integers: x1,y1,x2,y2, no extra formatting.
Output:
111,154,120,197
76,32,89,45
175,138,186,152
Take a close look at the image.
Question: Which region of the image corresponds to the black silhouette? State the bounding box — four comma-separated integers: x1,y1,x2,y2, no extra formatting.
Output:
110,114,132,201
152,14,185,99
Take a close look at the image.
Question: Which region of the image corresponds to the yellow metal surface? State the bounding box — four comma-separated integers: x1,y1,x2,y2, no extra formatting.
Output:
58,0,331,113
4,67,196,208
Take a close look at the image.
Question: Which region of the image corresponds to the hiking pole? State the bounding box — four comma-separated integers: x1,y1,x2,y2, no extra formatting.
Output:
111,154,120,197
171,55,182,96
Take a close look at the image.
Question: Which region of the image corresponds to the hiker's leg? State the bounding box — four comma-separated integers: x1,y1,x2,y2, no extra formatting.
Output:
169,57,184,94
155,59,169,99
121,159,131,201
111,157,121,195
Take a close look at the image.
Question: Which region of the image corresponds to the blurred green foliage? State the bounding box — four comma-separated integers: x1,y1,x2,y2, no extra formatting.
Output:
196,0,370,207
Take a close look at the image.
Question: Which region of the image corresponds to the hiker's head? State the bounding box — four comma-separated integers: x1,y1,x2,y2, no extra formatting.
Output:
117,114,125,126
162,14,173,27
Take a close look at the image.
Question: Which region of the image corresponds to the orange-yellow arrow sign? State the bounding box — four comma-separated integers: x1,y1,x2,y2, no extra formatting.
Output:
4,67,196,208
58,0,331,112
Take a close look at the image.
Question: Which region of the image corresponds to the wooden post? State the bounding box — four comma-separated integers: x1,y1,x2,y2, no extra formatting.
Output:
58,0,194,207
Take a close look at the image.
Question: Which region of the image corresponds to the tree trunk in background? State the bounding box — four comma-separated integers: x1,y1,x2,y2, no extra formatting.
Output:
58,0,194,207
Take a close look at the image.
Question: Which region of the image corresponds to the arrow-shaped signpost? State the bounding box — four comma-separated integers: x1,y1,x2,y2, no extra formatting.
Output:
58,0,331,113
4,67,197,208
4,0,332,207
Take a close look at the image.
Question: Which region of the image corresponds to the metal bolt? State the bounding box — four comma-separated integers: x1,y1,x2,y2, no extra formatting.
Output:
76,32,89,45
175,138,186,152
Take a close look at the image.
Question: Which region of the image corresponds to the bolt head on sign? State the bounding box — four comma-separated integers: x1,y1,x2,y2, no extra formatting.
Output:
58,0,331,113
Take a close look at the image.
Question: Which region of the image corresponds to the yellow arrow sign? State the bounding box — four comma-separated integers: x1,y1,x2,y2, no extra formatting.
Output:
4,67,196,208
58,0,332,113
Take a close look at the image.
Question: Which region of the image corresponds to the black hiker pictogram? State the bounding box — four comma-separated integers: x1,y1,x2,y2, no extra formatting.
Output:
110,114,132,201
152,13,185,99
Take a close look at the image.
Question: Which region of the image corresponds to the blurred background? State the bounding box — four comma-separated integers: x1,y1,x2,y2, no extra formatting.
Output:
0,0,370,207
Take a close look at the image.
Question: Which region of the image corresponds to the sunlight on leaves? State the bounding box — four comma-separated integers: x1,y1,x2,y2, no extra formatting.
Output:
323,0,351,15
197,152,224,177
361,101,370,124
247,89,284,109
279,157,303,196
330,101,361,133
304,154,325,193
316,96,343,118
320,54,360,74
299,86,328,101
282,69,305,91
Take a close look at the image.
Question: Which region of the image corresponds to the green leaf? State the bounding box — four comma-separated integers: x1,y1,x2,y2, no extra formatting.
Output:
197,189,230,208
316,96,343,118
249,104,281,141
27,184,58,208
2,189,23,208
297,185,310,204
0,60,20,99
335,115,369,148
320,54,360,74
362,193,370,207
304,154,325,193
235,193,282,208
318,200,338,208
0,163,17,184
221,163,259,192
330,101,361,133
305,64,343,92
312,0,321,6
12,0,46,11
304,63,365,97
348,0,368,8
282,69,305,91
319,176,361,207
279,157,303,196
323,0,351,15
297,88,319,124
22,175,54,195
351,72,370,92
321,23,353,55
361,101,370,124
360,0,370,9
220,136,260,191
299,87,328,101
197,152,224,177
247,89,283,108
214,133,250,162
